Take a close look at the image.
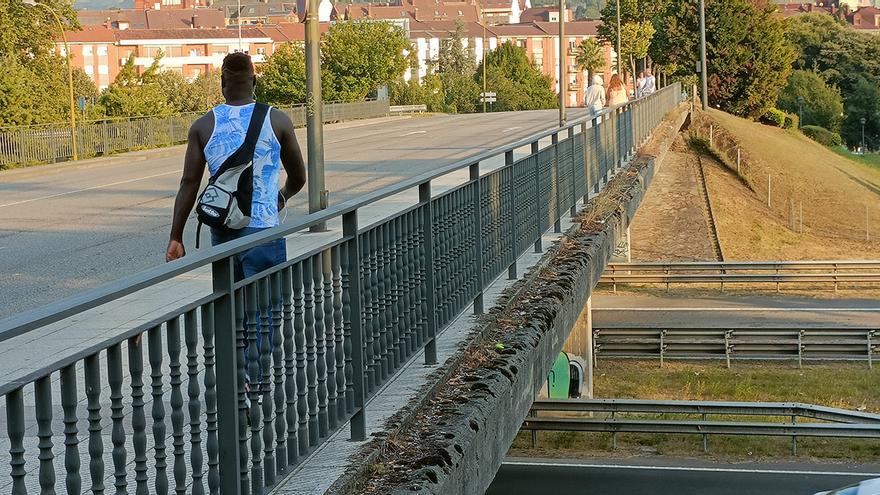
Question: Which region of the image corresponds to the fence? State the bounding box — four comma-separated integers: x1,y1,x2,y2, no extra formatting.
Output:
601,260,880,292
0,84,681,494
0,100,390,169
524,398,880,455
593,326,879,368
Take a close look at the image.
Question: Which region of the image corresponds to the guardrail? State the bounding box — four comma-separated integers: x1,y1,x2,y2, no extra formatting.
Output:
389,104,428,115
0,84,681,494
601,260,880,292
0,99,390,168
593,326,878,368
523,398,880,455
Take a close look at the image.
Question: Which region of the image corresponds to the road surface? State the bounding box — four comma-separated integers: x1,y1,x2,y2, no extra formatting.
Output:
593,293,880,328
0,110,589,318
486,457,880,495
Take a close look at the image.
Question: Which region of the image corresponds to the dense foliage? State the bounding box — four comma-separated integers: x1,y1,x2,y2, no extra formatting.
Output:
651,0,795,119
785,14,880,150
802,125,843,147
776,70,844,132
475,42,557,112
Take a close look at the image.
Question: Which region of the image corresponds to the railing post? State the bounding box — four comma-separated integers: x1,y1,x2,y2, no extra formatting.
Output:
581,122,589,203
868,330,874,370
532,140,543,253
506,150,518,279
419,182,439,365
470,163,485,314
568,127,577,217
551,134,562,234
211,257,243,495
342,210,368,441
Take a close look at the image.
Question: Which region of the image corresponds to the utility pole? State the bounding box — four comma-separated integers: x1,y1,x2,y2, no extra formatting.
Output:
615,0,621,75
305,0,327,231
483,13,488,113
237,0,242,51
559,0,566,125
699,0,708,111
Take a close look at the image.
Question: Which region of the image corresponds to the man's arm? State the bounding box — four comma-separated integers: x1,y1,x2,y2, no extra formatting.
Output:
271,108,307,204
166,114,211,262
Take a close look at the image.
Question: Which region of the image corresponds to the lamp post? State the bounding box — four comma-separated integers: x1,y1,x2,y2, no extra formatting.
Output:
698,0,708,111
559,0,566,126
861,117,867,154
615,0,621,75
482,6,488,113
305,0,327,231
797,95,804,128
23,0,78,161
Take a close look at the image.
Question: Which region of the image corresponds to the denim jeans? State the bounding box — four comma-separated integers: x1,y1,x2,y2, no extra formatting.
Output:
211,226,286,386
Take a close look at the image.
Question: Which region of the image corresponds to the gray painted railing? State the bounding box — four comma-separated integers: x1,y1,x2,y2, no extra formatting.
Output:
0,83,681,494
0,99,389,169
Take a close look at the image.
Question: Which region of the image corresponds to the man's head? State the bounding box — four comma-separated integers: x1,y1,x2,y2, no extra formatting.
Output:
221,52,256,101
645,68,652,77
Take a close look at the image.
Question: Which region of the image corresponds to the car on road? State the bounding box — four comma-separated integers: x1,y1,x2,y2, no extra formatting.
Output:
815,478,880,495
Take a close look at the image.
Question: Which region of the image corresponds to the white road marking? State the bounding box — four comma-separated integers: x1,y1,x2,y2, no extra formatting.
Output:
502,460,880,477
594,307,880,312
402,130,427,137
0,170,179,209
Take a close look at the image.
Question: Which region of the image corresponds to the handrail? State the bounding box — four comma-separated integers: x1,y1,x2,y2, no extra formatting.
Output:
607,260,880,270
0,88,675,342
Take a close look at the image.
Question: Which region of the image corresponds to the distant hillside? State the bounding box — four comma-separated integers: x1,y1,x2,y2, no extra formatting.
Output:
75,0,132,10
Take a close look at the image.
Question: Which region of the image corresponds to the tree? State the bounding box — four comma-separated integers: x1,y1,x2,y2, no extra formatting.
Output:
437,21,476,78
0,0,78,62
322,20,410,101
841,77,880,151
652,0,794,118
619,21,654,81
777,70,844,132
475,42,557,111
575,37,605,81
100,54,173,117
256,42,308,105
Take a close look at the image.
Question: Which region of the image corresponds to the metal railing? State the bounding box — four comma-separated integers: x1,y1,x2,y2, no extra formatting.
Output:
0,99,390,169
389,104,428,115
594,326,879,368
524,398,880,454
601,260,880,292
0,84,681,494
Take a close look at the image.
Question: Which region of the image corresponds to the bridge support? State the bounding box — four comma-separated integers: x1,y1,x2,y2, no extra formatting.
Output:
611,224,631,263
563,296,594,399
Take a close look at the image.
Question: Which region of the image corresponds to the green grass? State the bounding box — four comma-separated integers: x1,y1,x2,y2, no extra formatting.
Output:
830,146,880,169
510,361,880,462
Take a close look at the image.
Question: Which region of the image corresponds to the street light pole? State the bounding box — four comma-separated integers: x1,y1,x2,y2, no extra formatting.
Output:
305,0,327,231
699,0,708,111
559,0,566,126
615,0,621,75
23,0,77,161
861,117,867,154
237,0,242,51
483,16,488,113
797,95,804,128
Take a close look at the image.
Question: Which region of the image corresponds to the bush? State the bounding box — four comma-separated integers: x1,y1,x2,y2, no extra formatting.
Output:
784,113,798,130
802,125,842,147
761,108,787,128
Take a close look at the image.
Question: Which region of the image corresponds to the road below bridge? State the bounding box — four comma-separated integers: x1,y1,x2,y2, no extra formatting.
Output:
487,457,880,495
593,293,880,328
0,109,590,317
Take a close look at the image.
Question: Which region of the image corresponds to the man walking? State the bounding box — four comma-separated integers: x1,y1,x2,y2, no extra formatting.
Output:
642,68,656,96
166,52,306,279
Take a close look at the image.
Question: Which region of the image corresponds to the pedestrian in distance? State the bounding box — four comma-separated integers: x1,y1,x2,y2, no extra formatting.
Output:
584,74,606,117
642,68,656,96
606,73,629,107
166,51,306,275
636,70,646,99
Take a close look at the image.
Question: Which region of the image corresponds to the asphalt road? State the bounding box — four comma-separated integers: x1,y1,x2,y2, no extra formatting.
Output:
0,110,591,318
486,457,880,495
593,293,880,328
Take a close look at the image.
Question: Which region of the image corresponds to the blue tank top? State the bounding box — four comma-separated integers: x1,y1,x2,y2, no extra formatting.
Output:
204,103,282,228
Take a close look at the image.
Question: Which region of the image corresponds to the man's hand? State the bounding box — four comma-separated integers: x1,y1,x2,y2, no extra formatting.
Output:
166,239,186,262
278,190,286,211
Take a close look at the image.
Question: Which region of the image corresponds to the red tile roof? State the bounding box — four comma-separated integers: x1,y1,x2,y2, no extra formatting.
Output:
258,22,331,42
115,27,270,41
77,8,226,30
63,26,118,43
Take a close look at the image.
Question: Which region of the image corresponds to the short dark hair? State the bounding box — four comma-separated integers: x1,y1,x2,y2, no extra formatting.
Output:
221,52,254,85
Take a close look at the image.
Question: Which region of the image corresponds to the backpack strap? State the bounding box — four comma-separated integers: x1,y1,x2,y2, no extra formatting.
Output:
210,102,271,179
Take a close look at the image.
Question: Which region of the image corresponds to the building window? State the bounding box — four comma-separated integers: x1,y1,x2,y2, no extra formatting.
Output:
82,45,93,57
98,64,109,75
97,45,108,56
518,39,527,48
257,47,266,55
569,40,576,50
84,65,94,76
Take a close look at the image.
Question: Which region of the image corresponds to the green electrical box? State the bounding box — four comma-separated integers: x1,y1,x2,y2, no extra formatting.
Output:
547,352,571,399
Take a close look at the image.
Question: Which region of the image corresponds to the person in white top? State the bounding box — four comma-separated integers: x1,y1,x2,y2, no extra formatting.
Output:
636,71,646,99
606,73,629,107
642,68,657,96
584,74,606,116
